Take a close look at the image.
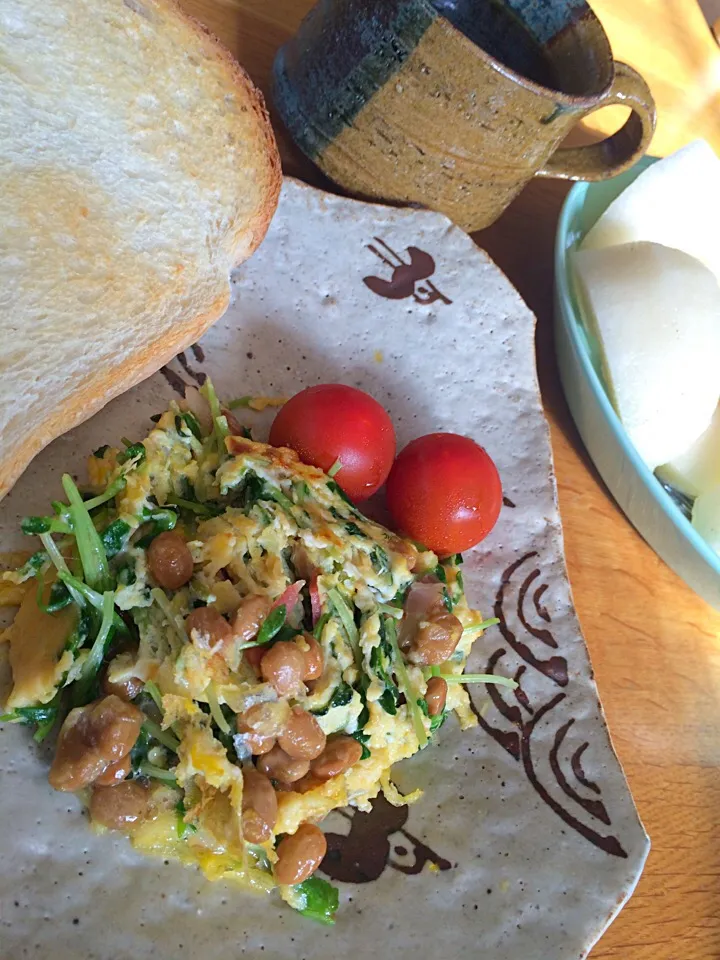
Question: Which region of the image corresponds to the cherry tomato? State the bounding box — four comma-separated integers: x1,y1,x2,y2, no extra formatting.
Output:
269,385,395,502
385,433,502,556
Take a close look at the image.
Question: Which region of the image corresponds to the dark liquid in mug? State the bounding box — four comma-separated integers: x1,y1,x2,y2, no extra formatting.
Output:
430,0,559,88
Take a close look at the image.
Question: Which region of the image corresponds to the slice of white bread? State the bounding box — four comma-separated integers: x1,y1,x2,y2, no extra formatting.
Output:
0,0,281,498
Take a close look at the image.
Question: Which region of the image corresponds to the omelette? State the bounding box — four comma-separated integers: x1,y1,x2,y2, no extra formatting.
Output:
0,382,500,923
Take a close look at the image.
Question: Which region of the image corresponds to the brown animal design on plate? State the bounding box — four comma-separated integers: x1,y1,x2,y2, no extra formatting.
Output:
364,237,452,305
320,794,451,884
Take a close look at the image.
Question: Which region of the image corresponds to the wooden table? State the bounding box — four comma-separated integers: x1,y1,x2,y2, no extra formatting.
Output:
183,2,720,955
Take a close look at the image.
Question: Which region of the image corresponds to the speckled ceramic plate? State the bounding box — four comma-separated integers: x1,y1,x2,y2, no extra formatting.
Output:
0,179,648,959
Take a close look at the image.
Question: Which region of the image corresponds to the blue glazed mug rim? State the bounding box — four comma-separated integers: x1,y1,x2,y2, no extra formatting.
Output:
415,0,614,105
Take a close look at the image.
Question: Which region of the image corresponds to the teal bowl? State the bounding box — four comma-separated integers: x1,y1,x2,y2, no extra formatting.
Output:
554,156,720,610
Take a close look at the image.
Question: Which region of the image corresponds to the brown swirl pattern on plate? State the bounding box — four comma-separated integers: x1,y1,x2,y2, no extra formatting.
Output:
471,550,627,859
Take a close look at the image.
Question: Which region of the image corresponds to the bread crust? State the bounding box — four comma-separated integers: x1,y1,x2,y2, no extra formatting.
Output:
0,0,281,499
0,290,230,499
176,2,282,264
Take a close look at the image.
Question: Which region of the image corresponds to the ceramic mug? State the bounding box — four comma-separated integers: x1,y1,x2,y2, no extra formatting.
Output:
273,0,656,231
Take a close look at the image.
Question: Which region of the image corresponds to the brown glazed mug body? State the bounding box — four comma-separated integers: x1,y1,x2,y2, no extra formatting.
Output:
273,0,656,231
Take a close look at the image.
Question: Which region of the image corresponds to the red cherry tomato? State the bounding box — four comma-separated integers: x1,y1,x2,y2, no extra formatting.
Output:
269,385,396,502
385,433,502,556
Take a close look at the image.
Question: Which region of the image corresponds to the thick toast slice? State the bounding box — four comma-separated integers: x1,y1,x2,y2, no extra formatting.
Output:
0,0,281,498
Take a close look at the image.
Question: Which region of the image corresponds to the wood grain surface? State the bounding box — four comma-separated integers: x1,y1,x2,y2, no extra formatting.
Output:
181,1,720,955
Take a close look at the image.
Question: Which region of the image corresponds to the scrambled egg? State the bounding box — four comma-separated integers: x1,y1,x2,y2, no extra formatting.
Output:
0,389,491,922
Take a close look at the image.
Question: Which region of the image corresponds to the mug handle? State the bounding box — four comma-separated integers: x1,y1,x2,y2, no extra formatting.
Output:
535,62,656,181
